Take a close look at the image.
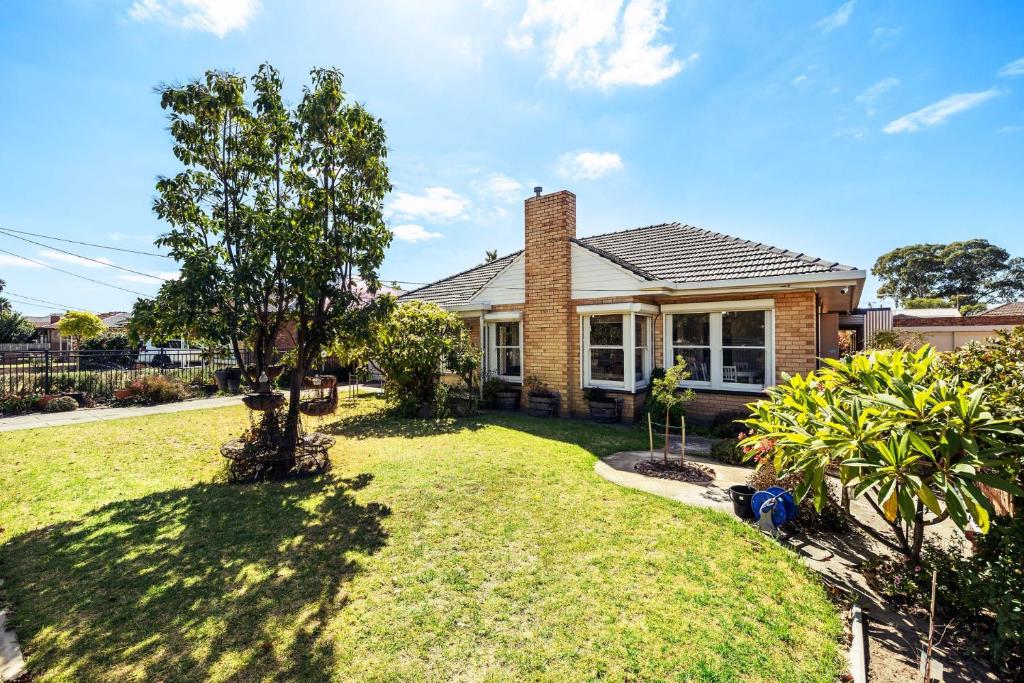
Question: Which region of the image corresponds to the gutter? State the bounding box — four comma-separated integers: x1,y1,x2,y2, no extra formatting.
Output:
638,270,867,294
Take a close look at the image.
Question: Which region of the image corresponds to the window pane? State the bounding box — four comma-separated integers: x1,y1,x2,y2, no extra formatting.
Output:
590,348,624,382
635,316,648,348
722,348,765,385
673,347,710,382
496,322,519,347
635,348,644,381
672,313,709,346
589,315,623,346
721,310,765,347
498,348,521,377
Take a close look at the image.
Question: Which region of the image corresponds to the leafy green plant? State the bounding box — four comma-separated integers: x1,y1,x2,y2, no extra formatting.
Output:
648,358,695,464
370,301,479,417
524,375,556,398
44,396,79,413
709,438,744,465
0,391,40,416
0,309,36,343
742,346,1023,561
746,462,848,532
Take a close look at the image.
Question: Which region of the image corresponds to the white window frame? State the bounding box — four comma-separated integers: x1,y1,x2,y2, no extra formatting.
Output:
579,303,657,392
484,311,523,384
662,300,775,393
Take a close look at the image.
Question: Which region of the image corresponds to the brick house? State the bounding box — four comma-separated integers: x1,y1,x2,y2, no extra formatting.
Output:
25,311,130,351
399,189,866,423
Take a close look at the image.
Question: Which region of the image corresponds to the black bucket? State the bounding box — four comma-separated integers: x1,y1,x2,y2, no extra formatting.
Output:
729,485,756,519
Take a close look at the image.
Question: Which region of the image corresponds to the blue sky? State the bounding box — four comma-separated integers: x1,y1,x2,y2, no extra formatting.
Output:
1,0,1023,316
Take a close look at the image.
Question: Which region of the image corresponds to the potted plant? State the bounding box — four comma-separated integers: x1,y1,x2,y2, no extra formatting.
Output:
114,386,136,401
224,366,243,394
483,376,521,410
214,368,230,392
525,375,559,418
584,387,620,423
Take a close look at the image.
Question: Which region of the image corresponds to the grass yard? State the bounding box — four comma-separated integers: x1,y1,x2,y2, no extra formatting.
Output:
0,399,844,682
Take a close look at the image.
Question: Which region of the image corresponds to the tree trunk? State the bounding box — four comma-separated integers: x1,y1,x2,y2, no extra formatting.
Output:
663,406,669,464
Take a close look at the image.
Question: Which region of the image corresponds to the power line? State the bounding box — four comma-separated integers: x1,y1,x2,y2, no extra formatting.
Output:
0,228,172,281
0,247,150,297
3,291,101,314
0,226,172,259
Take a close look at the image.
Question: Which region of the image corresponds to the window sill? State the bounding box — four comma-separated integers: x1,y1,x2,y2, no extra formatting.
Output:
685,386,768,397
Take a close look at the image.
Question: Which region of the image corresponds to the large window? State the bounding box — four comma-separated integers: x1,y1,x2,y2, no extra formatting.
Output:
487,318,522,382
581,305,655,390
664,302,773,392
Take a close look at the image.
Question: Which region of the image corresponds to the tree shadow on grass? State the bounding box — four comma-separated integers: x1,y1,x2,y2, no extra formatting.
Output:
2,474,389,681
320,409,485,440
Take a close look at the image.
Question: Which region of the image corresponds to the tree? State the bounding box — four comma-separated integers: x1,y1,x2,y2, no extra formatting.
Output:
484,249,498,263
57,311,105,349
648,358,695,463
874,240,1024,306
902,297,951,309
0,310,35,344
742,346,1023,562
0,278,10,311
136,65,393,468
369,301,479,416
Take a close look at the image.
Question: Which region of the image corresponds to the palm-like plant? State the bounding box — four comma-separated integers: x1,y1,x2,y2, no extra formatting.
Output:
742,346,1023,561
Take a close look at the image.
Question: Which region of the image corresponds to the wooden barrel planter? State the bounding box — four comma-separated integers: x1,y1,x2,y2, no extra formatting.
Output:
495,389,521,411
527,393,560,418
587,398,621,423
242,392,285,412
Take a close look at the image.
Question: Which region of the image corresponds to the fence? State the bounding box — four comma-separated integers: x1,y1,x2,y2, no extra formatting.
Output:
0,348,358,402
0,348,254,401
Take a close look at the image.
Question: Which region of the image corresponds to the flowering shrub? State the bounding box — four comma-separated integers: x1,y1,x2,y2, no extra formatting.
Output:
742,346,1023,561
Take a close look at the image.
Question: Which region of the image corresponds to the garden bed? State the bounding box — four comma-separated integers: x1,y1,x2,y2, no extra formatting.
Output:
633,459,715,483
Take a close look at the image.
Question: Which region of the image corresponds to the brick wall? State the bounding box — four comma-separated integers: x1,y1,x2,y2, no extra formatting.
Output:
523,190,576,411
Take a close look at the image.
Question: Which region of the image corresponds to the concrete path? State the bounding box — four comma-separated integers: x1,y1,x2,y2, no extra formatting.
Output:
0,610,25,682
0,385,383,433
596,449,997,682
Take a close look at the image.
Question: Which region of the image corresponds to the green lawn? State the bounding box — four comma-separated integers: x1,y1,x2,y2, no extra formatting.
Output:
0,399,844,682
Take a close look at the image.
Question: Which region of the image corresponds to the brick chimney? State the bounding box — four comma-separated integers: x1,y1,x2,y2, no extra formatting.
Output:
523,189,575,411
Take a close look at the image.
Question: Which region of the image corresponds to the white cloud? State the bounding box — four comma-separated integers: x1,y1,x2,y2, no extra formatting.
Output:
817,1,854,33
508,0,693,90
834,126,868,140
391,224,443,243
999,57,1024,78
0,254,43,268
38,250,113,269
856,77,899,104
883,89,999,134
791,74,808,87
997,125,1023,134
128,0,259,38
558,150,624,180
473,173,524,202
388,187,469,222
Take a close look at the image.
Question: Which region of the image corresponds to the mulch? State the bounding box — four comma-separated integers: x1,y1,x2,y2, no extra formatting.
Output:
633,459,715,483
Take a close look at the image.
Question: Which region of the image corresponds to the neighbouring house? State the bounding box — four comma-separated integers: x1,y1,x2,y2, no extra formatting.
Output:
25,311,130,351
893,310,1024,352
893,307,961,318
399,189,867,423
977,301,1024,316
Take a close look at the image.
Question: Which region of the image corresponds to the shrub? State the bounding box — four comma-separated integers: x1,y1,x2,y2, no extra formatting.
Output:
43,396,79,413
370,301,479,417
743,346,1022,561
525,375,557,398
709,438,744,465
0,392,40,416
129,374,191,404
0,309,36,343
707,409,750,438
481,376,517,407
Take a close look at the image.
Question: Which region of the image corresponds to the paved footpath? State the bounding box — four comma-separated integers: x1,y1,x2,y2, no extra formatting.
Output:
0,385,382,434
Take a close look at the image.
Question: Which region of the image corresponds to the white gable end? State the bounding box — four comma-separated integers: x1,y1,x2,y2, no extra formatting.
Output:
572,243,647,298
469,253,525,304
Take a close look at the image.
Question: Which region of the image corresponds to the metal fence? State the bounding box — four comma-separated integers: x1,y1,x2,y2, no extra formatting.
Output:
0,348,253,400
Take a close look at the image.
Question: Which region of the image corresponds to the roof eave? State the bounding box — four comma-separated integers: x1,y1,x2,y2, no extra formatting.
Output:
640,269,867,293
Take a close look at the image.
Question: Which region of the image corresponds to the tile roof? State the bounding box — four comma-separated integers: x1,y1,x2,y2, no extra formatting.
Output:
978,302,1024,316
398,251,522,307
401,223,857,307
577,223,856,283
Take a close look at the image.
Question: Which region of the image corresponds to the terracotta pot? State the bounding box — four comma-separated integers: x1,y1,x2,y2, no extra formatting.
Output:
114,388,135,401
34,394,59,410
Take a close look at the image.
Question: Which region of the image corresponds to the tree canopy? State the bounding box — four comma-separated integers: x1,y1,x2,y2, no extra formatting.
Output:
134,64,393,461
0,310,35,344
873,240,1024,306
57,311,106,344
